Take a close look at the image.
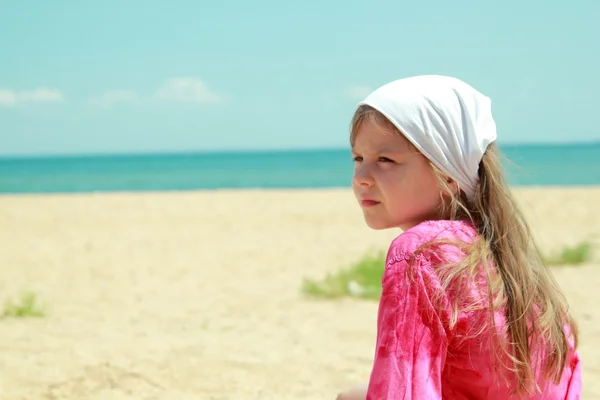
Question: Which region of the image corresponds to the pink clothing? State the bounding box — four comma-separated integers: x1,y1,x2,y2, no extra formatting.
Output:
366,220,581,400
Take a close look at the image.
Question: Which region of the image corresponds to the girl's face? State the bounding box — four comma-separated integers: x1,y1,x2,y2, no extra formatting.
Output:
351,118,446,231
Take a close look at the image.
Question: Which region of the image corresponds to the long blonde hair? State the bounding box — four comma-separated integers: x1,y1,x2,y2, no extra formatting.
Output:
350,105,578,396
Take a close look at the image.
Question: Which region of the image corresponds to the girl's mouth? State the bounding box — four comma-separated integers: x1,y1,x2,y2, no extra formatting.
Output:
361,199,380,207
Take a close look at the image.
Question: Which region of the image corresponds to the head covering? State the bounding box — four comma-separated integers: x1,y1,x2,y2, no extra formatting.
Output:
358,75,497,201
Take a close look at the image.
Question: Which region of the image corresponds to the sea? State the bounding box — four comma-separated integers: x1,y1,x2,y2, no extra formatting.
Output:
1,143,599,194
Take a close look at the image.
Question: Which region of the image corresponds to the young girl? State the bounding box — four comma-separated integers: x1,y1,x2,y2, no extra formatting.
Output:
338,75,581,399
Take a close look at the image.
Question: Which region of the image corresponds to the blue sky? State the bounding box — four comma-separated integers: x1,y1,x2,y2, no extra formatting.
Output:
1,0,599,156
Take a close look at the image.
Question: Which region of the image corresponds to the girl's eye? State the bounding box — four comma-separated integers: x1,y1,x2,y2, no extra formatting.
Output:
378,157,394,163
352,156,363,162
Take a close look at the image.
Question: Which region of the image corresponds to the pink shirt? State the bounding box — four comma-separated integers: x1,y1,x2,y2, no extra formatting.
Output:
366,220,581,400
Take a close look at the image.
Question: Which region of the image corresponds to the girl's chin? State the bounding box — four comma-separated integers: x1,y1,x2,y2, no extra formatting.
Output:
363,217,397,231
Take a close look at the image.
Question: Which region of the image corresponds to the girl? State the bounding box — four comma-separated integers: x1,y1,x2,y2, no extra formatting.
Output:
338,75,581,399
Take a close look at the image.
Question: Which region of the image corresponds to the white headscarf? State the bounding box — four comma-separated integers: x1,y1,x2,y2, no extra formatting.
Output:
358,75,497,201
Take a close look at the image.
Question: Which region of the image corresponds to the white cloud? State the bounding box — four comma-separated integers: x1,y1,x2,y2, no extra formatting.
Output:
0,90,17,106
0,87,64,106
154,77,228,104
91,90,139,107
88,78,227,108
346,85,373,100
20,88,64,102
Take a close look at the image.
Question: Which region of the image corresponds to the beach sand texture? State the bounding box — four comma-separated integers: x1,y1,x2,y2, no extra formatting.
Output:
1,187,599,399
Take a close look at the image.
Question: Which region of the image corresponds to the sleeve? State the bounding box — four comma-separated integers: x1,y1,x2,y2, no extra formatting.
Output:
366,253,449,400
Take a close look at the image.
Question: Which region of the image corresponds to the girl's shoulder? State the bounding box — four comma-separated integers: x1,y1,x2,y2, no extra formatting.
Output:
386,219,478,262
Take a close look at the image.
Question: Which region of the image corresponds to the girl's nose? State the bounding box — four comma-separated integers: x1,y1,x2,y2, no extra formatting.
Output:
353,165,375,188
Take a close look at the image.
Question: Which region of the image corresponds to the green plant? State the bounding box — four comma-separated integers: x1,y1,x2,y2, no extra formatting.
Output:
302,250,386,301
543,241,593,266
302,240,594,303
2,291,46,318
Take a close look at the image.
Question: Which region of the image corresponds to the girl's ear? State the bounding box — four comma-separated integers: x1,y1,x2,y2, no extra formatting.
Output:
445,176,459,196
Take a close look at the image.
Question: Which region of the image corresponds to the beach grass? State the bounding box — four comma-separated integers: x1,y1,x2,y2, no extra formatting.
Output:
2,291,46,318
303,241,594,301
543,241,593,266
302,250,386,301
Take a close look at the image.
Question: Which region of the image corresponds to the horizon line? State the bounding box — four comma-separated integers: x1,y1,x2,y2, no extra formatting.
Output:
1,139,599,160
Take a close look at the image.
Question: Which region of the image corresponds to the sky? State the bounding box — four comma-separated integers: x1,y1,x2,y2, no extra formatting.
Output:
1,0,599,156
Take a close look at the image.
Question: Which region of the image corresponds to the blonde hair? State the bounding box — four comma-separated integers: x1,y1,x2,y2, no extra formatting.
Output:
350,105,578,396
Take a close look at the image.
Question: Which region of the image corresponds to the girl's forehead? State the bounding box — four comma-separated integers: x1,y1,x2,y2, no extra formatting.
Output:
353,119,414,153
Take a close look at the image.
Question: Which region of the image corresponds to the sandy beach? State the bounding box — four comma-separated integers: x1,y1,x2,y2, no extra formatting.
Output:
0,187,599,400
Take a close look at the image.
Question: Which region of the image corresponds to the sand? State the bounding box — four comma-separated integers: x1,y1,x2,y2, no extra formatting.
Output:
0,187,599,399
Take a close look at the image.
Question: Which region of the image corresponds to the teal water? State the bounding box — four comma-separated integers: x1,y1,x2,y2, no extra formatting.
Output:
0,143,599,194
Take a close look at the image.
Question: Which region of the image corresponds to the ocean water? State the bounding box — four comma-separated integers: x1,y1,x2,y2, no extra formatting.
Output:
0,143,599,194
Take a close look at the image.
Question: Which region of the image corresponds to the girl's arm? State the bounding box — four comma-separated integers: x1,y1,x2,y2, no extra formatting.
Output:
367,255,448,399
